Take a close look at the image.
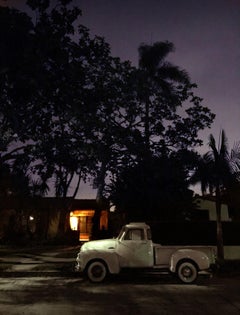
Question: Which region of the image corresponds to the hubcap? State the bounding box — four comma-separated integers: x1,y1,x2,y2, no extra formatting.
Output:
182,266,192,278
92,265,103,277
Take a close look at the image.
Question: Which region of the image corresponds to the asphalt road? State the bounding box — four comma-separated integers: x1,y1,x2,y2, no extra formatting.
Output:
1,246,240,314
0,273,240,315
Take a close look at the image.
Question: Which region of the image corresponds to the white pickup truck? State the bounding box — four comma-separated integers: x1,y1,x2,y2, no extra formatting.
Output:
76,222,216,283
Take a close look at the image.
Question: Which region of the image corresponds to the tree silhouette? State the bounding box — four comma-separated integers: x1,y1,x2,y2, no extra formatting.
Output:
138,41,189,154
110,154,194,221
95,42,215,200
0,3,216,218
0,2,122,199
136,41,215,157
191,130,240,261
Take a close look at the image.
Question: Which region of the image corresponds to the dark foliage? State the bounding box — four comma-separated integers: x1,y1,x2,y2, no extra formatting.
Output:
110,155,194,221
0,2,216,225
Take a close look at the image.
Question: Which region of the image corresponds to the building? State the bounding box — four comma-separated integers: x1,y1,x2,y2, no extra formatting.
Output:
193,195,231,221
0,197,109,243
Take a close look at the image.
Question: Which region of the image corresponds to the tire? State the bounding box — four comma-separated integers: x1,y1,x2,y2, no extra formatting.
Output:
177,261,198,284
87,261,108,283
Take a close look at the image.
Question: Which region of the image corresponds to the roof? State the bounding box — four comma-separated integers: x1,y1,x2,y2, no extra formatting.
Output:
126,222,150,229
193,194,228,204
0,196,109,210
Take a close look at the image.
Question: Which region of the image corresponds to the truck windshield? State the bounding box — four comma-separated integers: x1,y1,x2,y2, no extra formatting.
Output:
117,227,126,240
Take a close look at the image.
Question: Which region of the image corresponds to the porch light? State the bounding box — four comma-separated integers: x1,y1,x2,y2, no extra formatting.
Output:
70,216,78,231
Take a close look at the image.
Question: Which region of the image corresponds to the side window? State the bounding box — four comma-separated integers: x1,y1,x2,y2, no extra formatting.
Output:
124,229,144,241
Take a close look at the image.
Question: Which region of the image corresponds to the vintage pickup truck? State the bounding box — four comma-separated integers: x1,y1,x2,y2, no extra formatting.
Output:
76,222,216,283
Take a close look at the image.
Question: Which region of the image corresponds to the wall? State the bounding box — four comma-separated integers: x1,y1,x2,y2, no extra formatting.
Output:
194,197,231,221
223,246,240,260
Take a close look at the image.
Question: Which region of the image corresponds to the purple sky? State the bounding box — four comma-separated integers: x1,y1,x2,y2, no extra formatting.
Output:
2,0,240,197
77,0,240,147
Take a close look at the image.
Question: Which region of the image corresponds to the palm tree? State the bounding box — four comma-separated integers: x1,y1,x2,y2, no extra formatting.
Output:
138,41,190,154
191,130,240,262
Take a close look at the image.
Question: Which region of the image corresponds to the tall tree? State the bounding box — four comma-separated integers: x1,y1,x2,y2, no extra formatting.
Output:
138,41,189,154
0,1,118,238
191,130,240,261
0,1,122,199
136,41,215,157
0,5,35,173
94,42,215,200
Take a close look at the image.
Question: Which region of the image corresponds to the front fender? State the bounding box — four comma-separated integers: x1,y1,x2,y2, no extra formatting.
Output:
170,249,210,272
79,250,120,274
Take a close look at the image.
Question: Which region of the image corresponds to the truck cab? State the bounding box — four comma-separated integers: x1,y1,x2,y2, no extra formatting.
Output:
116,222,154,268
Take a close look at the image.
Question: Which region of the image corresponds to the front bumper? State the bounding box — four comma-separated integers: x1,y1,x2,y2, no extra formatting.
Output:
75,263,82,272
75,253,83,272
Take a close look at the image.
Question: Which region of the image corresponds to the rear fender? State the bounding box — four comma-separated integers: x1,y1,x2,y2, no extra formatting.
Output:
170,249,210,272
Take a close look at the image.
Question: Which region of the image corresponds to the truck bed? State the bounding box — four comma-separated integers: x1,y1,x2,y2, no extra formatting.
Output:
153,244,215,266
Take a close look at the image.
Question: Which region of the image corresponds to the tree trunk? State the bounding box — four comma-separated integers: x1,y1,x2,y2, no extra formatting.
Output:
56,198,72,240
144,99,150,155
215,187,224,262
96,161,107,202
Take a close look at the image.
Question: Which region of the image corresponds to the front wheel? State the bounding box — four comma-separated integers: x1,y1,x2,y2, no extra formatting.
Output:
86,261,108,283
177,261,198,284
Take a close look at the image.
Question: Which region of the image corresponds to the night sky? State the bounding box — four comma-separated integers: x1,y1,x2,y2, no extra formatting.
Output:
1,0,240,197
77,0,240,148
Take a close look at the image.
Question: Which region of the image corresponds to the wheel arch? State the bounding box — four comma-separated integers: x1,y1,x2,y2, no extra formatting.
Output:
170,249,209,273
84,252,120,275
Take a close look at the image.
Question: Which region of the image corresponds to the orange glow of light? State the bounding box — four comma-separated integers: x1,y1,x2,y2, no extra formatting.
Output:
70,210,95,217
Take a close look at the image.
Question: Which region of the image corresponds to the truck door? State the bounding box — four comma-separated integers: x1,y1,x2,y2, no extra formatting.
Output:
117,228,154,267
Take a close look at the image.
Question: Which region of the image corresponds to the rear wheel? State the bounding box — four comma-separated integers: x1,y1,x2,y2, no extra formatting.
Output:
177,261,198,284
87,261,108,283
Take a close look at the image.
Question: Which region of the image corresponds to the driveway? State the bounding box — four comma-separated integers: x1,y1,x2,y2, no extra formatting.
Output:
0,245,79,275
